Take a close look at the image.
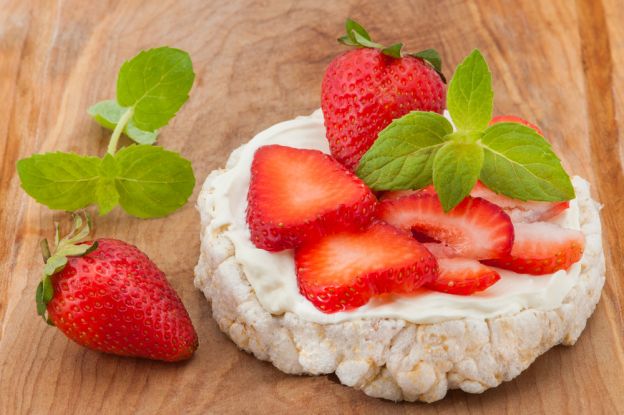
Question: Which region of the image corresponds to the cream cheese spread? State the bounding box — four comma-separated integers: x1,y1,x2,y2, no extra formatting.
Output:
208,110,582,324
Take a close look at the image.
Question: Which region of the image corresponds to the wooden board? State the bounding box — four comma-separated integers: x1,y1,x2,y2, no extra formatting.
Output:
1,0,623,413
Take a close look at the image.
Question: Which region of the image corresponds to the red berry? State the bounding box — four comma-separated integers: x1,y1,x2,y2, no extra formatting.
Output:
376,192,514,260
246,145,377,251
471,181,569,222
483,222,584,275
47,239,198,362
425,258,500,295
322,48,445,170
295,222,438,313
489,115,544,136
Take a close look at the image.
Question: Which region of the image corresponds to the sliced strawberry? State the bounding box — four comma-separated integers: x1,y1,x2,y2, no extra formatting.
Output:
295,222,438,313
483,222,584,275
471,181,569,222
247,145,377,251
422,242,455,258
489,115,544,136
376,193,513,259
426,258,501,295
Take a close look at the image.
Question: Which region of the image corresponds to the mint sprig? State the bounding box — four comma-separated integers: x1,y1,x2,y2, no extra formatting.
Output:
356,49,574,211
17,46,196,218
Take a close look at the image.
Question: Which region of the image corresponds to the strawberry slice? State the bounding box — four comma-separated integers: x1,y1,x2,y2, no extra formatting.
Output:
471,181,569,222
489,115,544,136
295,222,438,313
376,192,513,259
426,258,501,295
247,145,376,251
483,222,584,275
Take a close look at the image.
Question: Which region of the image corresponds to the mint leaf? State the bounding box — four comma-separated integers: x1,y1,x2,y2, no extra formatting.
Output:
480,123,574,201
114,145,195,218
357,112,453,190
95,154,119,215
17,153,101,211
116,47,194,132
88,100,158,144
433,142,484,211
125,121,158,144
88,100,124,130
447,49,493,131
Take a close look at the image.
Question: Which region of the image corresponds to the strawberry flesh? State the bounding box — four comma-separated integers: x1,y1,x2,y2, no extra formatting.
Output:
376,192,514,260
47,239,198,362
322,48,445,170
295,222,438,313
426,258,501,295
247,145,377,251
483,222,584,275
471,181,569,222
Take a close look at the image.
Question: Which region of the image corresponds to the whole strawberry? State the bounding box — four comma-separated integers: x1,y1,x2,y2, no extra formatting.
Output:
36,213,198,362
321,19,446,170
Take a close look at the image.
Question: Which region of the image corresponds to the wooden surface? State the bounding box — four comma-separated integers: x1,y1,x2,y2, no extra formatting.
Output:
1,0,623,413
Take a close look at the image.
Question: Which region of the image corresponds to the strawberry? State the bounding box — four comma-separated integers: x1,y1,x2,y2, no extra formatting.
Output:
321,19,445,170
295,222,438,313
470,181,569,222
425,258,500,295
489,115,544,136
246,145,376,252
376,192,514,260
483,222,584,275
37,214,198,362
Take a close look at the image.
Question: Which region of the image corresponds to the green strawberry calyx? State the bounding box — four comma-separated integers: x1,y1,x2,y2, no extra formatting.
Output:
37,211,98,324
338,18,446,82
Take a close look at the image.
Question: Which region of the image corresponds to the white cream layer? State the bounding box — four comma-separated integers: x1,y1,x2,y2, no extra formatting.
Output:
209,110,581,324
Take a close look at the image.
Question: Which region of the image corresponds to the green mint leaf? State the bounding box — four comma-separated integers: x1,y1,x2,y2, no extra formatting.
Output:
447,49,493,131
17,153,101,211
125,121,158,144
381,43,403,58
357,112,453,190
117,47,194,132
88,100,158,144
114,145,195,218
95,154,120,215
88,100,125,130
411,49,442,72
480,123,575,201
433,142,484,211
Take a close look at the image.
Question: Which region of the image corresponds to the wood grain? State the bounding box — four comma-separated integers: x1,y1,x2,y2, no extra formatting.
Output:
1,0,623,413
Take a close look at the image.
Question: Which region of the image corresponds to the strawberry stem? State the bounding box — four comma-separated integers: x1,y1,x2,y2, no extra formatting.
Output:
35,211,97,323
40,239,51,262
337,18,446,82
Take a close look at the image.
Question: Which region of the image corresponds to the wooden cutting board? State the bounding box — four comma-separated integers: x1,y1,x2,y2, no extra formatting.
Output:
1,0,623,413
